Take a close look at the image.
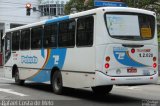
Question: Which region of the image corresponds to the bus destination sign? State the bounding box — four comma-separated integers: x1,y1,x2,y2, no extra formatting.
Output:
94,0,127,7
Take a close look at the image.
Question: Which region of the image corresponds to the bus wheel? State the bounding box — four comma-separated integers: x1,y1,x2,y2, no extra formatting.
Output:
15,68,25,85
92,85,113,95
51,71,63,94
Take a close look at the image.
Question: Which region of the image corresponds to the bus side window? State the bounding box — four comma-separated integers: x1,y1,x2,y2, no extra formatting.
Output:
58,20,75,47
20,29,30,50
31,26,43,49
5,32,11,63
44,23,57,48
76,16,94,47
12,31,20,51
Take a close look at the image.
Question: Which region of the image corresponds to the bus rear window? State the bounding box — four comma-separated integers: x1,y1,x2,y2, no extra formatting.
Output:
105,13,155,40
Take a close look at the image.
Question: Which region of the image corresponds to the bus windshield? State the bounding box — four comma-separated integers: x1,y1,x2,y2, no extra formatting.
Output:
105,12,155,40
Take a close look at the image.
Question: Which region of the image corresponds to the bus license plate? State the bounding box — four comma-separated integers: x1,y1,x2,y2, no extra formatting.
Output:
143,70,150,75
127,68,137,73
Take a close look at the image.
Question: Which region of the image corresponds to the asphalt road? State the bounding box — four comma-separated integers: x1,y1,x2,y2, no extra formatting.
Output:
0,68,160,106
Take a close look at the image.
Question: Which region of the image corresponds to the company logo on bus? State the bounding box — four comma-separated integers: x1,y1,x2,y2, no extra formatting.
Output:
113,47,128,51
21,55,38,64
137,49,151,52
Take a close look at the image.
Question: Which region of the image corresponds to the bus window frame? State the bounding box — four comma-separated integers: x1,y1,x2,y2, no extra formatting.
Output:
20,28,31,50
43,23,58,49
76,15,94,47
31,26,43,50
12,30,20,51
104,12,155,41
58,19,76,48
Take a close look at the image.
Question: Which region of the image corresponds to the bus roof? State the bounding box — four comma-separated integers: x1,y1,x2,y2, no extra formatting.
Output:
3,7,155,39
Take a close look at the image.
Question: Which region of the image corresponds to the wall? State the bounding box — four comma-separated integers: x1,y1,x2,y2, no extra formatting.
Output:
0,0,40,31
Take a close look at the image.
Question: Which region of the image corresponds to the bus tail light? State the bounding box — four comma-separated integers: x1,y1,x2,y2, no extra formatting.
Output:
105,63,110,69
105,56,110,70
153,63,157,68
131,48,135,53
150,77,153,80
111,78,115,81
106,56,110,62
153,57,156,62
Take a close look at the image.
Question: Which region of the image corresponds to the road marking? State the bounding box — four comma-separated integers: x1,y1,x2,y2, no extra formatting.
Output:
127,86,141,90
0,78,14,81
115,86,141,91
0,78,33,83
0,88,28,97
0,84,10,86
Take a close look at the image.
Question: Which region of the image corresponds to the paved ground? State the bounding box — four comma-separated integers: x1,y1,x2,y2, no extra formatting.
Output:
0,67,4,78
0,77,160,106
0,68,160,106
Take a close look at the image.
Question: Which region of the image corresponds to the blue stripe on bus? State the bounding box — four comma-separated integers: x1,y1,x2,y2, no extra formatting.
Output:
45,16,69,24
114,51,146,67
31,48,67,82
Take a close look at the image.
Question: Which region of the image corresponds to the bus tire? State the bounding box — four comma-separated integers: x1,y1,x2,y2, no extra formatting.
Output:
51,70,63,94
92,85,113,95
14,68,25,85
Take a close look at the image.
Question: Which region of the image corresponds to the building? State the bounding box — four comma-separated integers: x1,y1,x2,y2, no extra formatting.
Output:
39,0,67,20
0,0,68,66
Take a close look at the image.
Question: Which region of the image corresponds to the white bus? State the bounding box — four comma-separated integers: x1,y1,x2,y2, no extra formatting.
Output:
3,7,158,94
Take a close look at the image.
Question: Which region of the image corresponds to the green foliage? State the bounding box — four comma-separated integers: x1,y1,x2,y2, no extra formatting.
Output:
124,0,160,13
158,25,160,34
124,0,157,7
64,0,160,15
64,0,94,15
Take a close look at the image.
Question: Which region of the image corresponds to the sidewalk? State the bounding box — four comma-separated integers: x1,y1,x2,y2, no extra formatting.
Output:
0,66,4,78
157,77,160,85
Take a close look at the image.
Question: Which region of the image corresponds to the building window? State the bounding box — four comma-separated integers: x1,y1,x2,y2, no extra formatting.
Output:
58,20,76,47
76,16,94,47
44,23,57,48
12,31,20,51
39,3,65,17
31,26,43,49
20,29,30,50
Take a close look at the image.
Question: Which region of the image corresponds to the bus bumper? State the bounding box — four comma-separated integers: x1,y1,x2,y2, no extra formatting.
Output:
94,71,158,86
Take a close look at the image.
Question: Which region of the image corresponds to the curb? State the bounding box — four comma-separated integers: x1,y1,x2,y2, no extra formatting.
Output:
157,81,160,85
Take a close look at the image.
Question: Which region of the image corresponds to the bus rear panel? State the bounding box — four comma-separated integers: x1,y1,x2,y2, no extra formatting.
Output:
95,8,158,86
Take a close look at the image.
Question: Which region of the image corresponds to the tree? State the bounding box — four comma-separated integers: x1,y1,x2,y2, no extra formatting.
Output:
64,0,160,15
124,0,160,13
64,0,94,15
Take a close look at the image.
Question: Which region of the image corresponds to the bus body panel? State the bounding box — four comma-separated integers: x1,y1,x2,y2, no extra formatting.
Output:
4,67,12,78
6,47,96,88
95,44,158,86
63,47,95,73
62,72,95,88
94,71,158,86
3,7,158,89
104,44,158,76
94,7,158,86
62,47,96,88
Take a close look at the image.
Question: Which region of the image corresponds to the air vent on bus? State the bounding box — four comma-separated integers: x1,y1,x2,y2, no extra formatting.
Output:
122,44,144,48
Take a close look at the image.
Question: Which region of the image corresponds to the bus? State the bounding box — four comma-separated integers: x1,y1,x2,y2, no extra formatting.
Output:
3,7,158,94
